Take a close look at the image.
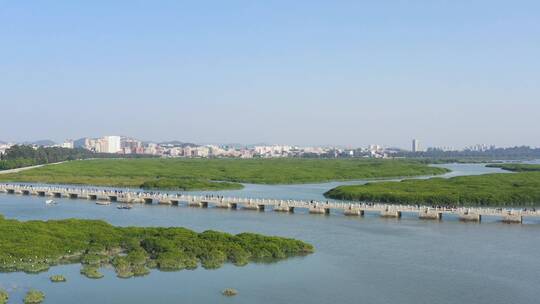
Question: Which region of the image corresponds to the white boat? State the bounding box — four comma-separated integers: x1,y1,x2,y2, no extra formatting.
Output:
96,201,111,205
45,199,56,205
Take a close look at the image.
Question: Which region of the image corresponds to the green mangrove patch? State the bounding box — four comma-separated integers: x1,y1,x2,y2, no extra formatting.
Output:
0,289,7,304
49,274,67,282
0,158,448,190
325,171,540,206
0,215,314,279
222,288,238,296
23,290,45,304
486,163,540,172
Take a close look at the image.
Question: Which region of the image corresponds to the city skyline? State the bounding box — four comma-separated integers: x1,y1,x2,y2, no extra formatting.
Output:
0,135,540,152
1,1,539,148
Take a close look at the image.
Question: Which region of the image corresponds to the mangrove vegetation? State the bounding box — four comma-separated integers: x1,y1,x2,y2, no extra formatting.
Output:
325,169,540,206
222,288,238,296
23,290,45,304
486,163,540,172
0,289,7,304
0,214,314,279
49,274,67,282
0,158,449,190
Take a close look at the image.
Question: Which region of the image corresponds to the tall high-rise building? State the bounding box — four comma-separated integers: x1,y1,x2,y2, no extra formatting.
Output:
104,136,121,153
412,139,420,152
61,140,74,149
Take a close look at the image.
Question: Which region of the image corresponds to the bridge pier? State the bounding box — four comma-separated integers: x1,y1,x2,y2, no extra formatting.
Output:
97,195,111,201
243,203,265,211
459,213,481,222
309,206,330,215
502,214,523,224
214,201,238,209
380,210,402,218
118,196,133,204
419,210,442,220
188,200,208,208
158,198,172,205
274,205,295,213
343,208,364,216
214,201,231,209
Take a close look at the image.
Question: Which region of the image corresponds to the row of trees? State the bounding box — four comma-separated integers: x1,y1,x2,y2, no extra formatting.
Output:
0,145,150,170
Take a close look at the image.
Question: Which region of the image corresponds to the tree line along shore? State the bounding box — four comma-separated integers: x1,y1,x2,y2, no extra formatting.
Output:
325,164,540,206
0,158,449,191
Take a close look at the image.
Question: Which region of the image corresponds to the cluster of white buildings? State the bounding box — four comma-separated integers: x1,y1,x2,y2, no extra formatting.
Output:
0,143,12,156
0,135,509,159
464,144,497,152
79,136,122,153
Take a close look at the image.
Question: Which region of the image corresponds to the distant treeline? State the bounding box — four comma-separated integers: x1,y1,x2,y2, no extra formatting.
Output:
0,145,153,170
394,146,540,161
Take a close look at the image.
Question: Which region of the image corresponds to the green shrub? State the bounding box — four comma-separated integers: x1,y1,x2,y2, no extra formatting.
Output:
23,289,45,304
50,274,67,282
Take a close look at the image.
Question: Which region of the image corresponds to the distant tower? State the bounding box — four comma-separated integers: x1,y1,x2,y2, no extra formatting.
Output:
412,139,420,152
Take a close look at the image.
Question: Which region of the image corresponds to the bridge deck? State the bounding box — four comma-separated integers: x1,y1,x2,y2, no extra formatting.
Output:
1,184,538,223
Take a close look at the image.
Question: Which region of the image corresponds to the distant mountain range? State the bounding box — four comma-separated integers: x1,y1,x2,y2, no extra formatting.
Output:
20,139,57,146
158,141,198,147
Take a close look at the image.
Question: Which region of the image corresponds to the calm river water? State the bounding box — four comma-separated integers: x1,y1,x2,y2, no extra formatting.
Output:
1,163,539,304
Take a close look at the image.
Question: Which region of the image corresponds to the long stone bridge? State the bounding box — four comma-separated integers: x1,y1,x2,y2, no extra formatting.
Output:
1,183,538,224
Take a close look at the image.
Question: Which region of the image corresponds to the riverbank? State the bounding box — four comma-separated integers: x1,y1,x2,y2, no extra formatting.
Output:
324,165,540,206
0,158,449,191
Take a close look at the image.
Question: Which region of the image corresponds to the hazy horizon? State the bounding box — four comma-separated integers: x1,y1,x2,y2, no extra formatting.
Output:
1,1,539,148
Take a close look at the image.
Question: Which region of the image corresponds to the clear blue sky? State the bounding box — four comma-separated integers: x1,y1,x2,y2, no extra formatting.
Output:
1,0,538,148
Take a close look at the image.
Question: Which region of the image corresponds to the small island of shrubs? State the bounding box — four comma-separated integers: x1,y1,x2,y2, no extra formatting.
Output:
0,289,8,304
222,288,238,296
23,289,45,304
49,274,67,282
0,214,314,280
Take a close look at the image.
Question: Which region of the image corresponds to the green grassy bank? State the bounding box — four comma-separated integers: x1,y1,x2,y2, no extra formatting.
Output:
325,165,540,206
0,158,448,190
0,214,314,279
